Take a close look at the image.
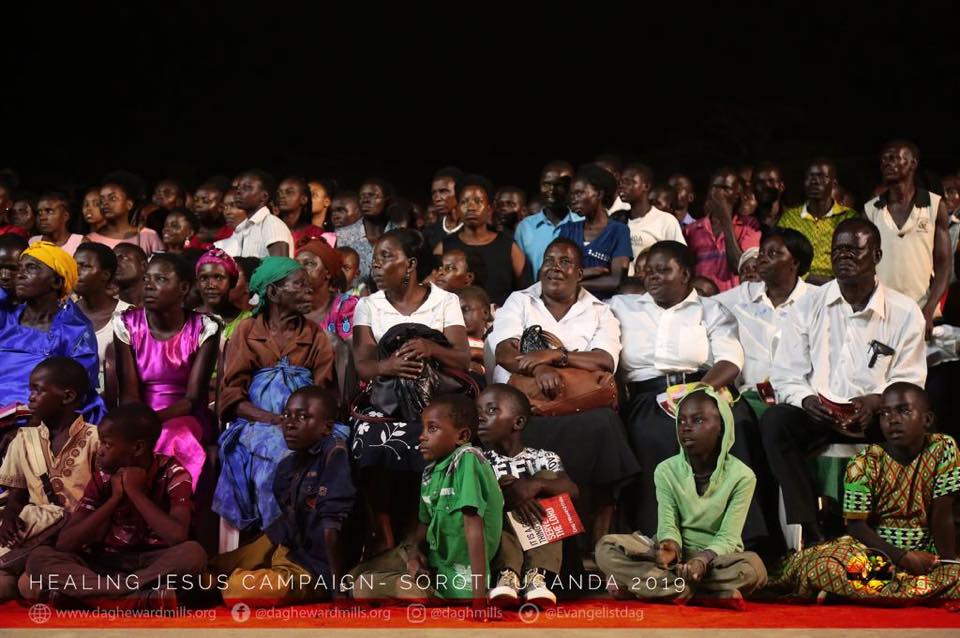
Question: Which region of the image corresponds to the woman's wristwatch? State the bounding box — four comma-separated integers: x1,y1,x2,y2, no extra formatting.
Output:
556,348,569,368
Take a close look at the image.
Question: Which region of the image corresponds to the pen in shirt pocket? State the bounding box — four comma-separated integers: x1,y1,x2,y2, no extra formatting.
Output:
867,340,894,368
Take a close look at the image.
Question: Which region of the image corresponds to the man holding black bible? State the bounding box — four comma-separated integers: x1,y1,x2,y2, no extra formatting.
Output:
760,219,927,545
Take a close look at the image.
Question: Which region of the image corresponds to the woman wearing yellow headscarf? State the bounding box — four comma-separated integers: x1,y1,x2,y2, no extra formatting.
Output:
0,241,105,422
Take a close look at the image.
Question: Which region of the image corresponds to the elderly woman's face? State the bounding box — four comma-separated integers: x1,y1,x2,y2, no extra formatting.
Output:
296,249,330,294
643,250,689,307
15,255,60,300
539,243,582,299
371,236,412,292
270,268,314,315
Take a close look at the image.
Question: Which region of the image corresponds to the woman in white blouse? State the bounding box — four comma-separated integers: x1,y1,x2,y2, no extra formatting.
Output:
351,228,470,555
490,238,640,544
609,240,767,543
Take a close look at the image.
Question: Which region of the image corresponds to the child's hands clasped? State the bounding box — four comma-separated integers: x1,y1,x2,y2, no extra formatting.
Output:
120,467,148,494
109,472,125,501
676,557,707,583
655,540,680,569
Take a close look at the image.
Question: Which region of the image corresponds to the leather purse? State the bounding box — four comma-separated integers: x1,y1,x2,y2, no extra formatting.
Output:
507,326,618,416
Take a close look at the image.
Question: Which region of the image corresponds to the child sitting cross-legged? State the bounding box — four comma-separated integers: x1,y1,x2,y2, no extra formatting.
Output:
351,394,503,605
595,386,767,609
212,386,356,607
772,382,960,603
477,384,579,607
22,403,206,609
0,357,100,601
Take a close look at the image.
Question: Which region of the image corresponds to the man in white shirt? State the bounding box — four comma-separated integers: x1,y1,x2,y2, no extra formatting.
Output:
714,228,815,399
864,140,950,336
214,169,294,259
761,218,927,544
614,164,686,271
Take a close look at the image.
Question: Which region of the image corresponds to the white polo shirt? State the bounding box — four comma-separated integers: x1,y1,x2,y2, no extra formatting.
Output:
214,206,294,259
864,188,941,305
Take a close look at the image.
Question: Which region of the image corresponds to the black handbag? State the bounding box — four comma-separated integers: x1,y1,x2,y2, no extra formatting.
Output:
351,323,479,423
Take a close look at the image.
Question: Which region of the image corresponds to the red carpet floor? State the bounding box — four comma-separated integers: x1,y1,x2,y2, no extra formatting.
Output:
1,599,958,629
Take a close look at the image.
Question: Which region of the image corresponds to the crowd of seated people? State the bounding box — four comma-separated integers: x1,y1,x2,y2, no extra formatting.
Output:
0,141,959,612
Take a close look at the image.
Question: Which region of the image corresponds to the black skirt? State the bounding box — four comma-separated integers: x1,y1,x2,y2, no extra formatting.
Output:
350,409,426,473
521,407,640,488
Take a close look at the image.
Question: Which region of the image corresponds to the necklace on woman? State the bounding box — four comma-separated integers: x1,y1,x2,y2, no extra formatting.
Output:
442,216,463,235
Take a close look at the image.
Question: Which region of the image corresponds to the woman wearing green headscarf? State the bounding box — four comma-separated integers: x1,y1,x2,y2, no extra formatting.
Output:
213,256,337,532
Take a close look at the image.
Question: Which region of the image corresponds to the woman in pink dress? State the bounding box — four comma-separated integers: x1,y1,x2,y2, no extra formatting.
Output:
113,253,220,490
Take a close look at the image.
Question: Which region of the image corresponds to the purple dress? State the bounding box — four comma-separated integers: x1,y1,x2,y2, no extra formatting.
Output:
115,308,218,490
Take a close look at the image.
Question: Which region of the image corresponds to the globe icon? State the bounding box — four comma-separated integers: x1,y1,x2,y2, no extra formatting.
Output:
29,603,52,625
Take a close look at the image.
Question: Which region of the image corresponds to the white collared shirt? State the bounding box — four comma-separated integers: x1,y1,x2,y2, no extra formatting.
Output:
488,282,622,384
214,206,294,258
609,290,744,383
354,284,464,343
714,279,814,390
771,279,927,406
864,190,942,304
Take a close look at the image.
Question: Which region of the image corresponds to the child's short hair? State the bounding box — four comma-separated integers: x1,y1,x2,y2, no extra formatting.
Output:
882,381,930,411
457,285,490,309
32,356,89,401
288,385,339,417
486,383,531,418
336,245,359,261
102,403,163,447
429,394,479,434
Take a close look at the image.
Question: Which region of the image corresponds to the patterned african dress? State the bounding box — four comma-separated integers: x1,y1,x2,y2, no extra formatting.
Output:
772,433,960,602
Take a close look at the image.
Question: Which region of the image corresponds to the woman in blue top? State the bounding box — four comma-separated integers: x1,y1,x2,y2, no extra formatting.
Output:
0,242,104,424
558,164,632,299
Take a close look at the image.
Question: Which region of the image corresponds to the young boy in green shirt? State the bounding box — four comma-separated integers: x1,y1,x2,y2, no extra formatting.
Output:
351,394,503,604
595,386,767,609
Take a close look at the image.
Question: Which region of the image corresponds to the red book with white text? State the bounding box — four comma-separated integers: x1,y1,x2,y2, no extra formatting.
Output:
507,493,584,551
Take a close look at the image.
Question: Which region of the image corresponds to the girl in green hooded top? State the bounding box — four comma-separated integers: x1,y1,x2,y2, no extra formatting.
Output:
595,386,767,608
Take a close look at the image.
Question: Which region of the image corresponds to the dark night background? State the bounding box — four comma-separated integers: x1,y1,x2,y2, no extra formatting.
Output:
4,2,959,208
